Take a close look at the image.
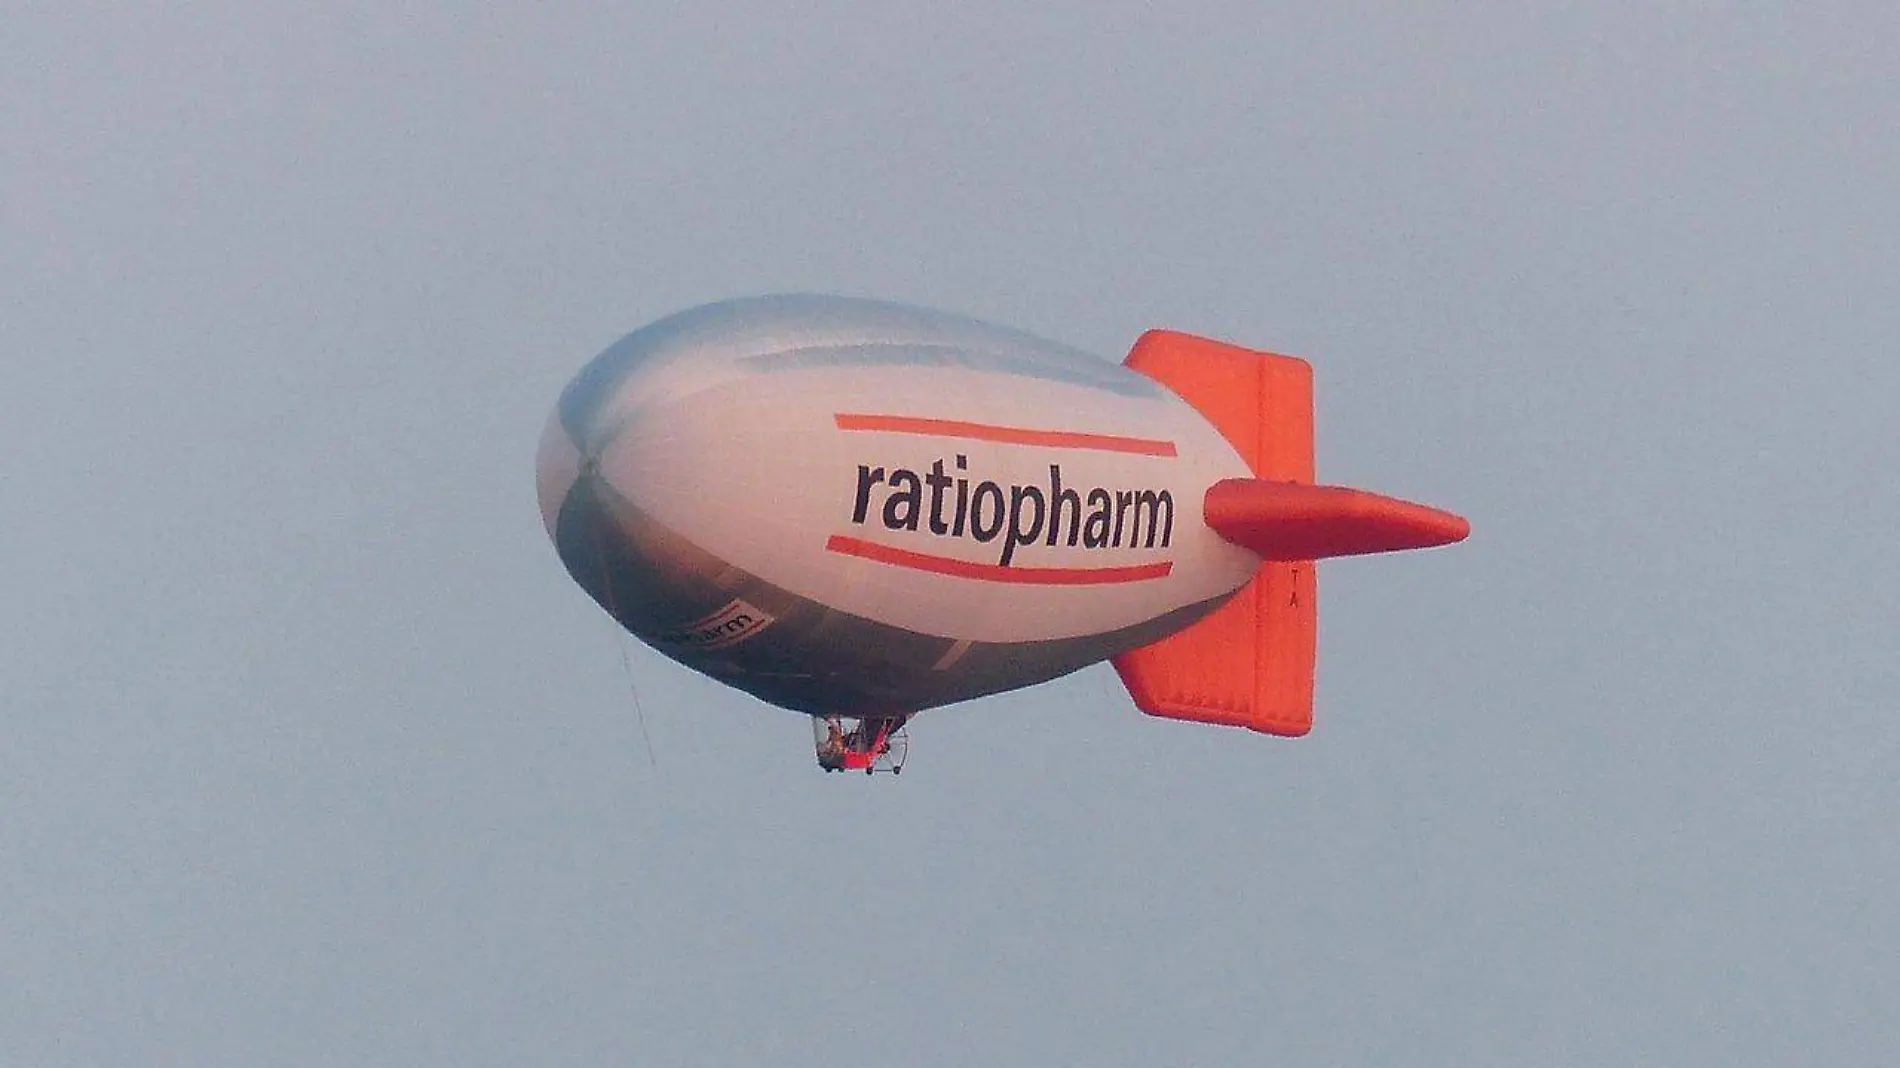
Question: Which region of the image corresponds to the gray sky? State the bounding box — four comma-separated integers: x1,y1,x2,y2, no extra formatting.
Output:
5,4,1896,1064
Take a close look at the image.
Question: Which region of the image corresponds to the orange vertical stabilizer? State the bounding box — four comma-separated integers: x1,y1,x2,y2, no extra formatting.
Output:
1112,330,1468,737
1113,330,1321,736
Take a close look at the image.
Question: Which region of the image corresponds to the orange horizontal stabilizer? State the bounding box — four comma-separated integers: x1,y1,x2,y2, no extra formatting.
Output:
1204,479,1469,561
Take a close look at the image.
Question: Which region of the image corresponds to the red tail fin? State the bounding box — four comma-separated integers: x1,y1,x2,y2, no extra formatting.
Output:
1113,330,1321,736
1111,331,1469,737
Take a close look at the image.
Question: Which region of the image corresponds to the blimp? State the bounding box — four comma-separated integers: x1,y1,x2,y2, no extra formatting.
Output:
537,295,1467,773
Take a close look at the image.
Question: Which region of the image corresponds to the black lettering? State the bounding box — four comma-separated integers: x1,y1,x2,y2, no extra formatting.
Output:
883,468,923,531
850,456,1173,561
1047,465,1081,546
1082,489,1113,548
925,459,953,535
953,454,970,536
1000,485,1047,565
969,481,1005,542
852,465,885,524
1128,489,1174,548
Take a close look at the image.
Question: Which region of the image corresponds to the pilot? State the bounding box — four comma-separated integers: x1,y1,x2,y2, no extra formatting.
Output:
816,718,846,771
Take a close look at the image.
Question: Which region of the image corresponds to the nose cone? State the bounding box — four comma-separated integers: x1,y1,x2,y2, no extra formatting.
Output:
536,406,586,541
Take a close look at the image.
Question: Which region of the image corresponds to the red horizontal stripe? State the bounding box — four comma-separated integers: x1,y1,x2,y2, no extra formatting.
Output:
826,535,1173,585
835,413,1177,457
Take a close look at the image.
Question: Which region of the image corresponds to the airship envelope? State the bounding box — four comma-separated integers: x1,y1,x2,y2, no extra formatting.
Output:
537,295,1467,772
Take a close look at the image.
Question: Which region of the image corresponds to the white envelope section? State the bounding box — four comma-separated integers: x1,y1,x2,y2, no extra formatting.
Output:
602,364,1259,643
